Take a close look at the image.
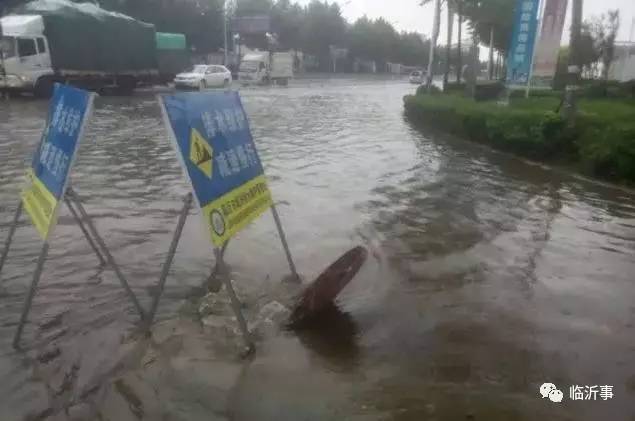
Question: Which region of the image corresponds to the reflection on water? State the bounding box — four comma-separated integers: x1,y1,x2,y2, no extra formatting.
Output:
1,77,635,420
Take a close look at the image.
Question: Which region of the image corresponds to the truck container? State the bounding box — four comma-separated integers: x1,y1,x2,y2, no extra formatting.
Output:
238,49,294,86
0,0,188,96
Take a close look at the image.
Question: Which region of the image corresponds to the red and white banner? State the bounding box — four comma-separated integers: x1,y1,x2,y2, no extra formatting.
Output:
533,0,568,79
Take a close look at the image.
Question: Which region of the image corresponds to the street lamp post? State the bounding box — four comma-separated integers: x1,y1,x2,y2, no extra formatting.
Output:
223,0,228,66
426,0,441,91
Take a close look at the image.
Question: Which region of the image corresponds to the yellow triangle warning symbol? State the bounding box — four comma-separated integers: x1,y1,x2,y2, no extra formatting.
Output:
189,128,213,178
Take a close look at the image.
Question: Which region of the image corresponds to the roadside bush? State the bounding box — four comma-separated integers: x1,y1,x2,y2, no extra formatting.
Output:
508,89,563,99
473,81,505,101
444,82,466,93
403,93,635,183
416,84,442,96
581,80,635,99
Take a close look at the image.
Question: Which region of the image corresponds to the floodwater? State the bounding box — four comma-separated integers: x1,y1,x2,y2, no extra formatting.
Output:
1,76,635,420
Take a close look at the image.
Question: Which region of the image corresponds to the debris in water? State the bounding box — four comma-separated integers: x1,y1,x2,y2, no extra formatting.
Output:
288,246,367,329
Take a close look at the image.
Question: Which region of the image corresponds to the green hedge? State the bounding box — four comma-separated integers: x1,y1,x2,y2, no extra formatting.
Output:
403,93,635,183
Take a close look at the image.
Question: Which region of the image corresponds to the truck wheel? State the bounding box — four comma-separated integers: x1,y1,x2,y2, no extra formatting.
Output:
34,77,55,99
117,76,137,95
199,80,207,91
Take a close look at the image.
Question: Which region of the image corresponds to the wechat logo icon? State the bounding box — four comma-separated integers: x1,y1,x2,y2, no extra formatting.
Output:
540,383,563,403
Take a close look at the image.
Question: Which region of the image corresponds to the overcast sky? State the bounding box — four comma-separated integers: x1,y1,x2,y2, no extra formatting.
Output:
299,0,635,44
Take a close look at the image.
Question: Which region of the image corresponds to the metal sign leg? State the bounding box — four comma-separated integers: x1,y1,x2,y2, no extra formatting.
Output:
13,242,50,349
0,200,23,277
215,247,254,353
64,195,106,266
146,193,193,328
271,204,299,282
206,240,229,293
66,188,146,321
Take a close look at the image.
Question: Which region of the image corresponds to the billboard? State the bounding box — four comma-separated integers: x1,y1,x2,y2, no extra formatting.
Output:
532,0,569,87
231,16,270,35
506,0,541,86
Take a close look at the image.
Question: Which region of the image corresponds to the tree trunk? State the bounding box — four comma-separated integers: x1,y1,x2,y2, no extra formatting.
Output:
443,5,454,88
457,3,462,83
487,25,494,80
562,0,583,124
466,28,478,97
426,0,441,91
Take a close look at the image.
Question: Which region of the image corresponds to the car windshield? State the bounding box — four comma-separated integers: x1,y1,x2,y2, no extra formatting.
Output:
241,61,258,72
0,36,16,59
411,71,420,76
189,65,208,74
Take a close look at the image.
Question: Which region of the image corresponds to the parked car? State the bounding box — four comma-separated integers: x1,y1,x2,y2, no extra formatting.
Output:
174,65,232,90
409,70,425,84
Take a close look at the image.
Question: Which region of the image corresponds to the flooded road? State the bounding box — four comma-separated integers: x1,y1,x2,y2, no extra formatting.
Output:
1,77,635,420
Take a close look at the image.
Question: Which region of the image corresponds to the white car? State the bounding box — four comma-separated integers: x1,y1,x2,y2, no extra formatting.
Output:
174,65,232,90
409,70,425,84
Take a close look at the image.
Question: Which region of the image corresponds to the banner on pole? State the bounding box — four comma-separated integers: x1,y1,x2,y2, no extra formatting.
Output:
160,91,273,247
506,0,541,87
21,84,94,240
532,0,568,87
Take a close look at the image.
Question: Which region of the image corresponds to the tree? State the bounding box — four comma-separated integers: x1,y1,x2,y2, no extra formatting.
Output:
235,0,273,16
588,9,620,80
300,0,347,70
443,1,454,86
271,0,305,50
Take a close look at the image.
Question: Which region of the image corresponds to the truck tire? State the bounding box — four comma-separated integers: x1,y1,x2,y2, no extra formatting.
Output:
278,78,289,87
117,76,137,95
34,77,55,99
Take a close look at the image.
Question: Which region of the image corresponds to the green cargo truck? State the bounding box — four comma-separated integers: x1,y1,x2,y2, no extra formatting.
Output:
0,0,190,96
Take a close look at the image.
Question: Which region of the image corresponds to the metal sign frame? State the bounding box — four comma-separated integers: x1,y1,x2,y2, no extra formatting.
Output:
0,91,145,349
150,93,300,352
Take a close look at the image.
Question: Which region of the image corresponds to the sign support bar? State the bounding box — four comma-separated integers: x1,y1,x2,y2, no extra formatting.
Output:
214,246,254,353
0,201,23,275
146,193,193,326
144,194,254,352
9,188,146,348
271,204,299,282
13,241,50,349
64,195,106,266
66,187,145,321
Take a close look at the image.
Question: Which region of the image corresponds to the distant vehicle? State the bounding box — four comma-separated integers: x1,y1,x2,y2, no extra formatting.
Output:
0,0,190,97
238,51,293,86
409,70,425,84
174,65,232,90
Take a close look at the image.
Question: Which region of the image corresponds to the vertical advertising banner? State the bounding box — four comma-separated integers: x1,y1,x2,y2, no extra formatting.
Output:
533,0,569,87
506,0,541,87
21,84,94,240
160,91,273,247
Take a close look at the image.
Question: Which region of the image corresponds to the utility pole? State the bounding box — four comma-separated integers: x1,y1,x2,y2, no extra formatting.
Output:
223,0,229,66
0,20,6,99
426,0,441,91
443,2,454,88
457,1,462,83
487,25,494,80
562,0,582,124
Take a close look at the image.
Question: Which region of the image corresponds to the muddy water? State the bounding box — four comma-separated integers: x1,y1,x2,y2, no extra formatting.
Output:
1,77,635,420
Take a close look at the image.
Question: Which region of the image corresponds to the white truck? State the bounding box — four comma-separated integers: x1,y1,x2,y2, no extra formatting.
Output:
0,1,188,97
238,51,293,86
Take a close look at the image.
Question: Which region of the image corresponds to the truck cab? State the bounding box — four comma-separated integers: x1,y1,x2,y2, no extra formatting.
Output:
0,15,54,95
238,53,269,85
238,51,293,86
